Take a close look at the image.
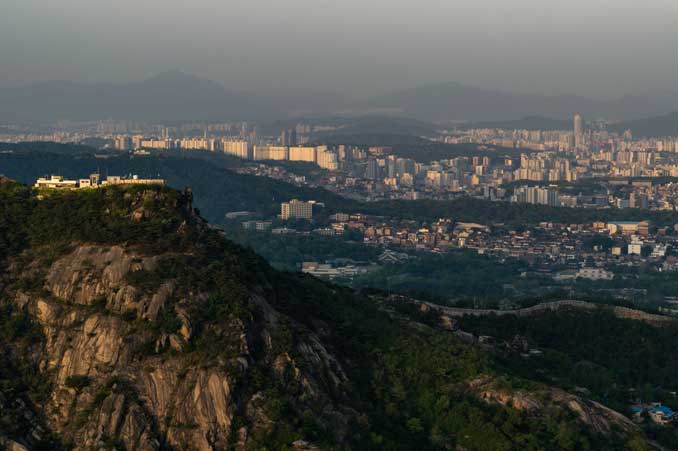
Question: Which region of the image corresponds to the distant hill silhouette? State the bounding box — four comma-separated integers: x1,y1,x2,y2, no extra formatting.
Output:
2,72,678,126
0,71,268,122
608,111,678,138
259,114,439,138
310,115,439,138
459,116,572,131
374,82,678,122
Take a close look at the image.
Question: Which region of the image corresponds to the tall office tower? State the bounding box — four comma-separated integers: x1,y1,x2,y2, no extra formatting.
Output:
573,113,584,148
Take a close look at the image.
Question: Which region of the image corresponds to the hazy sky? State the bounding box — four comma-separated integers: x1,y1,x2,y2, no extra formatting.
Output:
3,0,678,97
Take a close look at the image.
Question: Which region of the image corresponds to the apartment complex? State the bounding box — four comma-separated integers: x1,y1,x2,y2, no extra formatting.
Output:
280,199,314,220
221,139,251,159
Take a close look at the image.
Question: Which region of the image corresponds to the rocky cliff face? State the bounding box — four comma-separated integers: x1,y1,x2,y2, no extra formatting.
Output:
0,184,358,450
469,376,637,436
6,241,352,450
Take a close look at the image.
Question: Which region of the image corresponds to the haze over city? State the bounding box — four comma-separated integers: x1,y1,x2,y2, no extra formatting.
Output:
3,0,678,99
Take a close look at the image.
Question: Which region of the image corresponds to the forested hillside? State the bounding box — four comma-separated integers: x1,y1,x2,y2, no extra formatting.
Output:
0,180,654,450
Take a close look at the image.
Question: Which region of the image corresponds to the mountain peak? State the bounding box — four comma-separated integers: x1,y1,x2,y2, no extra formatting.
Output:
137,70,226,91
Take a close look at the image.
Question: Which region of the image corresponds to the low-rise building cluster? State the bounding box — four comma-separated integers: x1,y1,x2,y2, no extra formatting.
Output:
34,173,165,189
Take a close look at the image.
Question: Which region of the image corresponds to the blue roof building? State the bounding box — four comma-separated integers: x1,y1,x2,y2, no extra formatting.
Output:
649,406,675,425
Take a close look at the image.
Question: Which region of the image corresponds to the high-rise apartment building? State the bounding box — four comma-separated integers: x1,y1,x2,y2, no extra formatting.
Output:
512,185,560,206
140,139,174,150
281,199,313,220
365,159,381,180
316,147,339,170
253,146,289,161
114,136,132,151
132,135,144,150
221,139,251,159
289,146,316,162
178,137,210,150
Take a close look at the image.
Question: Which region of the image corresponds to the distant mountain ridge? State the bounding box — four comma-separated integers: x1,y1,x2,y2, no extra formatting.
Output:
455,112,678,137
310,115,440,138
374,82,678,122
609,111,678,138
0,71,266,122
458,116,572,131
3,72,678,126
